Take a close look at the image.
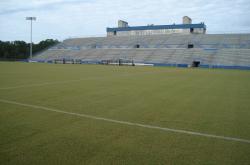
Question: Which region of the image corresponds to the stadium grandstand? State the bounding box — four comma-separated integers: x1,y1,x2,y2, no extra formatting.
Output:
32,16,250,69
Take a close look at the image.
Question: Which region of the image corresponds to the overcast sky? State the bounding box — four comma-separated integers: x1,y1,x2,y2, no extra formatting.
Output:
0,0,250,43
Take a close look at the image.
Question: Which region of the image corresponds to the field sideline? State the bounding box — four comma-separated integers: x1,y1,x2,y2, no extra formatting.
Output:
0,62,250,164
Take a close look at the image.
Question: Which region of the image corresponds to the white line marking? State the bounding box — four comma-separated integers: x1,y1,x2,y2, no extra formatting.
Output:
0,79,83,90
1,98,249,144
0,71,165,90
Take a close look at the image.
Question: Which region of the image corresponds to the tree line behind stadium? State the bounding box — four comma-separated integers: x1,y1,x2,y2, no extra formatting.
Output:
0,39,59,60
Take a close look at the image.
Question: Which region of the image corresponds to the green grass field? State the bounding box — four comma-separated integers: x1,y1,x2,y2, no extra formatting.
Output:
0,62,250,165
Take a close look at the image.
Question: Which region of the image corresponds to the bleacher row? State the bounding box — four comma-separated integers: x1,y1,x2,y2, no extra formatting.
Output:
32,34,250,69
58,34,250,49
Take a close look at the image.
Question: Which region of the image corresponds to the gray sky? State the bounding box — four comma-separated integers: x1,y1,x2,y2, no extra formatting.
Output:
0,0,250,43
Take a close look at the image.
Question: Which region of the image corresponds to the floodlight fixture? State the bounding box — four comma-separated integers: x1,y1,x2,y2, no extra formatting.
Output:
26,17,36,21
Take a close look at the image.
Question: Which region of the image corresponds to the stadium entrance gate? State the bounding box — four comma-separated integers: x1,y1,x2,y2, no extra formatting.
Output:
192,61,200,67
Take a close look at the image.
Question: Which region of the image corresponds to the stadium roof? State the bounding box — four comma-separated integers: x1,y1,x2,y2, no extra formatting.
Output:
107,23,206,32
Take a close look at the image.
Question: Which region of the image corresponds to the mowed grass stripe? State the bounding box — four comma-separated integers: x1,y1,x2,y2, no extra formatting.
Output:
0,70,168,90
1,98,250,144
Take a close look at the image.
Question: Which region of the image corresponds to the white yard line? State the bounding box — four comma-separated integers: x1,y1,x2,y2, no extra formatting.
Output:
0,98,250,144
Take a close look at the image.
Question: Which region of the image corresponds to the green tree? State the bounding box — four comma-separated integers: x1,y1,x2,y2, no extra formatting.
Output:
0,39,59,60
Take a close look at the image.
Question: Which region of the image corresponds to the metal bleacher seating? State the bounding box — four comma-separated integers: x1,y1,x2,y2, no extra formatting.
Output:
32,33,250,69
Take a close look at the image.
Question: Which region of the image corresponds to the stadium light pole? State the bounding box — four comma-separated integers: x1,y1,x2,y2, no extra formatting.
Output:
26,17,36,59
